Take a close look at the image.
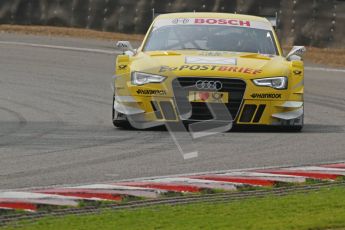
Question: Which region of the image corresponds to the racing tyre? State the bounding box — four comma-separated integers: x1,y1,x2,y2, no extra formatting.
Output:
280,113,304,132
112,96,132,129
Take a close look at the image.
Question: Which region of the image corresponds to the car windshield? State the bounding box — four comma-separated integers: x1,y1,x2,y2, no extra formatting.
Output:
144,24,278,55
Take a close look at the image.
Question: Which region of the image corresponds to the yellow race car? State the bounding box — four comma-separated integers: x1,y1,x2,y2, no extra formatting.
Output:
113,13,305,131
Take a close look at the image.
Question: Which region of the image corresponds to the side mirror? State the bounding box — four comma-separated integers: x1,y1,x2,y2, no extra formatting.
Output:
116,41,136,56
286,46,306,61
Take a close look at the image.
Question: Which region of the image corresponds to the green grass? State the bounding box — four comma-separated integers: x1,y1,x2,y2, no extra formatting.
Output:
4,187,345,230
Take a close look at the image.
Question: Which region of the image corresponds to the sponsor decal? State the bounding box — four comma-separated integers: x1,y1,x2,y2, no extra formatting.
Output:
199,92,210,101
217,66,262,74
185,56,237,65
153,18,272,31
159,65,262,75
117,43,128,48
199,51,223,56
172,18,190,24
198,51,236,56
212,92,224,100
194,18,251,27
293,70,303,75
136,89,167,96
118,64,128,70
250,93,282,99
189,91,229,103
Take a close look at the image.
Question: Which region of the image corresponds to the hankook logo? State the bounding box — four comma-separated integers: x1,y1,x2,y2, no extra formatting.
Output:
195,80,223,90
251,93,282,99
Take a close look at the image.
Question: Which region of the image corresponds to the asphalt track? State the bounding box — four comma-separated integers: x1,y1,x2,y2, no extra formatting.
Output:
0,33,344,190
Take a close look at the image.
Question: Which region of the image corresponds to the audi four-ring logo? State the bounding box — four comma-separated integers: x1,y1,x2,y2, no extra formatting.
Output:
195,80,223,90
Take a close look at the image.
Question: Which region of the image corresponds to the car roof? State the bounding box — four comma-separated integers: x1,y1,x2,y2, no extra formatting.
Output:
156,12,270,24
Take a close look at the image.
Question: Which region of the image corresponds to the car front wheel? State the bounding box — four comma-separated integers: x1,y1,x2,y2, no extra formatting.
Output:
112,95,132,129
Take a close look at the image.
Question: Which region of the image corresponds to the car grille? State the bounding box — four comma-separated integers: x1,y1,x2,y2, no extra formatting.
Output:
172,77,246,121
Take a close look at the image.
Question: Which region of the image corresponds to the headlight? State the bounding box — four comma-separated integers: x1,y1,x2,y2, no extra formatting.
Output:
252,77,288,90
131,72,166,85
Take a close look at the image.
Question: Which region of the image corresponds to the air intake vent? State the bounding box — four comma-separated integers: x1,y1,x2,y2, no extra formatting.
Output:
173,77,246,121
239,105,257,122
253,105,266,123
159,101,177,120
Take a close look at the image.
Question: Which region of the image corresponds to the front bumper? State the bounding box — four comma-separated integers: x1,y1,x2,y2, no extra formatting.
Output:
114,76,304,127
114,96,304,126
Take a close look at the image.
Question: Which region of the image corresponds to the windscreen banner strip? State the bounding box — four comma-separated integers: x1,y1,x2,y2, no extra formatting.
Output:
154,18,272,30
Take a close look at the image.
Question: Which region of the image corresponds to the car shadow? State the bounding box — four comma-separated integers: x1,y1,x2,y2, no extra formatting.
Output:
115,123,344,134
231,124,344,133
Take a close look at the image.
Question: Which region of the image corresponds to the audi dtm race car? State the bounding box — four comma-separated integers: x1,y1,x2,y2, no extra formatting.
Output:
113,13,305,131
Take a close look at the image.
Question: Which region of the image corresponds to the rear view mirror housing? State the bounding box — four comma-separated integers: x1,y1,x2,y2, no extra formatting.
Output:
286,46,306,61
116,41,136,56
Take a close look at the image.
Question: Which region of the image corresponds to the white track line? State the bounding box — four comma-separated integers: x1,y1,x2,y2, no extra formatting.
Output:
0,41,120,55
305,66,345,73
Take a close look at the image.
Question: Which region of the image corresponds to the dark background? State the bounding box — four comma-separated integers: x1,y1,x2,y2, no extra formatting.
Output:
0,0,344,47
